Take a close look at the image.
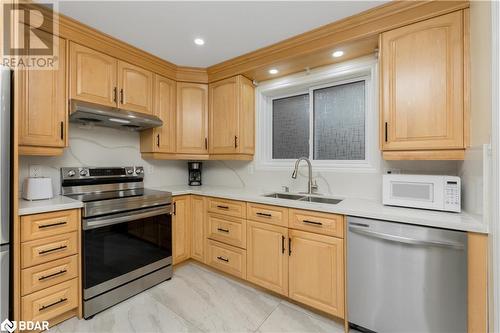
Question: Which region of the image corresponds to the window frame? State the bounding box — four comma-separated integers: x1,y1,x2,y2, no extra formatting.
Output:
255,56,380,173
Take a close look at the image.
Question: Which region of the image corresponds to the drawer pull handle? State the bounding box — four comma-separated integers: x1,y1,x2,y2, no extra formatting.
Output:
302,220,323,226
216,256,229,262
38,269,67,281
217,228,229,233
256,212,272,217
38,221,67,229
217,205,229,209
39,297,67,311
39,245,67,255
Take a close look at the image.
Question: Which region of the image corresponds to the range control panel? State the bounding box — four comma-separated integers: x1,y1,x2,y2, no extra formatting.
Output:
61,166,144,180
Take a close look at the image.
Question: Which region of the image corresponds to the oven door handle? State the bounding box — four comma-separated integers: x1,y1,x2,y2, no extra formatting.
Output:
83,206,171,230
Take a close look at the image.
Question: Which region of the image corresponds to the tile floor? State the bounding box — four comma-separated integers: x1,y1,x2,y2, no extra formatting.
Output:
49,262,346,333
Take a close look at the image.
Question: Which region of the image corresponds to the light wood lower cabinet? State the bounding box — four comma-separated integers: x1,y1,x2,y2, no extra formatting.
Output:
21,209,78,242
21,232,78,269
207,214,246,249
190,196,206,262
173,196,191,264
288,229,344,318
17,209,82,327
246,221,288,296
206,239,246,279
21,278,78,323
21,255,78,296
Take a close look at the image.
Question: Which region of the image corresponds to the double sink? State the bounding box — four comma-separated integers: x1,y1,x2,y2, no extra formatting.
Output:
263,192,343,205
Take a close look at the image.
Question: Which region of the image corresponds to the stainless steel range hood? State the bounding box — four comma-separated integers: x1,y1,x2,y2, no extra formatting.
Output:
69,100,163,131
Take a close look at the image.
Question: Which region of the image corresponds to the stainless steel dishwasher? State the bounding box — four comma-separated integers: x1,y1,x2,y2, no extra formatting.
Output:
347,216,467,333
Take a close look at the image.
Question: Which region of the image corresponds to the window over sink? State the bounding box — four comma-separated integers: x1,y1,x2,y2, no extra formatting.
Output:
256,57,380,172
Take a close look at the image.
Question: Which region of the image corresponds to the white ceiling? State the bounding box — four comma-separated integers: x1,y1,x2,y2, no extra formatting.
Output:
54,1,387,68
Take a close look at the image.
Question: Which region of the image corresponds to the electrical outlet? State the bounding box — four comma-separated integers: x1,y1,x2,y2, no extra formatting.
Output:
29,165,43,177
147,165,154,174
386,169,402,175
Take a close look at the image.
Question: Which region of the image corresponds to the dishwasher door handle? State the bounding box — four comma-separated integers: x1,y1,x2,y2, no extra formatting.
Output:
348,226,465,250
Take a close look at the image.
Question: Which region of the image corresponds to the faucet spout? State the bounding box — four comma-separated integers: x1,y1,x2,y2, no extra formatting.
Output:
291,157,317,194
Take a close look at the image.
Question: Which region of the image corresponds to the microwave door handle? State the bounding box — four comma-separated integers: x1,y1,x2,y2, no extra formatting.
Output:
348,226,464,250
83,206,171,230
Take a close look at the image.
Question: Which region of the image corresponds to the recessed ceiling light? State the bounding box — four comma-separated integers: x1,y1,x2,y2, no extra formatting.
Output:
332,50,344,58
194,38,205,46
269,68,279,75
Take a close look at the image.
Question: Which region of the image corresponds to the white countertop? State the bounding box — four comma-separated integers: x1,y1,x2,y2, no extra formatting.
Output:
157,185,488,234
19,196,84,216
17,186,487,233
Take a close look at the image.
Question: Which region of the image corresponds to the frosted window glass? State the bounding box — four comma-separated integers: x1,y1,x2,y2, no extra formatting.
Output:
272,94,310,159
313,81,365,160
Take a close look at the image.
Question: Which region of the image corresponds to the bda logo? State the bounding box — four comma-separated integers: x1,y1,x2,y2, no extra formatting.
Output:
0,319,16,333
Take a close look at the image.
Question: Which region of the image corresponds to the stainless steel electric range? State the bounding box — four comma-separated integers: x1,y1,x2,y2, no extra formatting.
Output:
61,166,173,319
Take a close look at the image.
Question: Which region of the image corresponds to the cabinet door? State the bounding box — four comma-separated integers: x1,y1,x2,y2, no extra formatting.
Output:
140,75,176,153
247,221,288,296
69,42,117,107
238,76,255,155
176,83,208,154
19,34,67,148
173,196,191,265
191,196,205,262
288,230,344,318
117,61,153,114
209,76,239,154
381,11,464,150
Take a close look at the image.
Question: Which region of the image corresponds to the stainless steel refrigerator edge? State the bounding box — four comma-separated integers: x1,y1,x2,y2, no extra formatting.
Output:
0,65,12,322
347,216,467,333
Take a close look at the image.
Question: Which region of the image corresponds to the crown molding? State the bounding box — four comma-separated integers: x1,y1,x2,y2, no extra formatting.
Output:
22,1,469,84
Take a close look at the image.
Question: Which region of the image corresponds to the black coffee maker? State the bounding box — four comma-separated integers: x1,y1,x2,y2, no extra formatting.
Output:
188,162,202,186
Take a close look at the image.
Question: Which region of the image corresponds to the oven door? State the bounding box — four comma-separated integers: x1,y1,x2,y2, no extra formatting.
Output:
82,205,172,299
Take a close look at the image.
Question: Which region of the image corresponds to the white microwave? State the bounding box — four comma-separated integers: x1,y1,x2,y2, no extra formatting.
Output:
383,174,461,213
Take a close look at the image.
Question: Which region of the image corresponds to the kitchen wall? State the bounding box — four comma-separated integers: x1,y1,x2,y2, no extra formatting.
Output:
458,0,493,218
19,122,459,201
19,124,188,196
201,159,459,201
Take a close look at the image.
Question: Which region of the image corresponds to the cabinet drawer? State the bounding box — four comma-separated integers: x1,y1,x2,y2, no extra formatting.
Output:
207,198,246,218
207,214,246,249
22,232,78,269
289,209,344,238
21,278,78,322
247,203,288,227
21,209,79,242
22,255,78,296
206,240,246,279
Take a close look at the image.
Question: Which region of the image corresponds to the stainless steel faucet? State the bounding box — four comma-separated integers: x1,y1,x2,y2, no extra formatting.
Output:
291,157,318,194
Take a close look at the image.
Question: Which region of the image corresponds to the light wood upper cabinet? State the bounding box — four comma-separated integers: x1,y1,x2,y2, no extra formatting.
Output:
176,82,209,154
288,229,344,318
173,196,191,265
70,43,153,115
190,196,205,262
209,75,255,156
117,61,153,114
70,42,117,107
19,34,67,151
247,221,288,296
380,11,465,158
140,75,176,153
